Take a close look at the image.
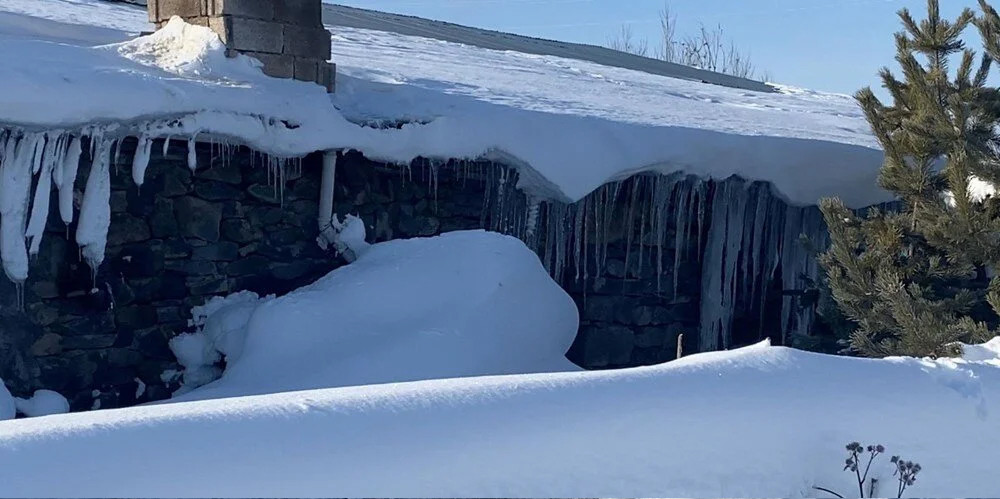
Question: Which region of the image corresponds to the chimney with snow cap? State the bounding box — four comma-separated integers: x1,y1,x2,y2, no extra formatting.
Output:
147,0,335,92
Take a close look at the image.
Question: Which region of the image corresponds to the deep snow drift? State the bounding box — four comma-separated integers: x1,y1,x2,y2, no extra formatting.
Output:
1,341,999,497
169,230,580,402
0,1,887,207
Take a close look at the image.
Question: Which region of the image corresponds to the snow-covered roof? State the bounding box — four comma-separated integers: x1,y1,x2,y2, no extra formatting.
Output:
0,0,887,207
322,3,775,93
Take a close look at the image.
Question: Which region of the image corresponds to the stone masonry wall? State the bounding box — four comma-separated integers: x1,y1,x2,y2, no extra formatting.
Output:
0,144,802,412
0,138,334,411
148,0,335,91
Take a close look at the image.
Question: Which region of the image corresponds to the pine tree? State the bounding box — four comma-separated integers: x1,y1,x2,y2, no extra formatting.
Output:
820,0,1000,358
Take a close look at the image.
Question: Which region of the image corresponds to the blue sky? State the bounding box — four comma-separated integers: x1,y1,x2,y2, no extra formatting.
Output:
333,0,981,95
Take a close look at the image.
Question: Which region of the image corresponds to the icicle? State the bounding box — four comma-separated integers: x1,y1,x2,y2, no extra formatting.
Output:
551,202,567,283
132,134,153,188
26,133,68,256
698,178,751,351
187,136,198,171
76,138,113,275
58,136,83,226
525,196,541,239
573,202,584,281
623,177,639,280
673,178,692,298
162,135,172,157
0,132,43,283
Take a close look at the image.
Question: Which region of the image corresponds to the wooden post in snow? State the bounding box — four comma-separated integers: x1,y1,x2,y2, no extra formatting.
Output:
676,333,684,359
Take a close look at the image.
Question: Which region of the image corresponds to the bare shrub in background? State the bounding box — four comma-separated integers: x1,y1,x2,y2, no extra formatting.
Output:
606,2,770,81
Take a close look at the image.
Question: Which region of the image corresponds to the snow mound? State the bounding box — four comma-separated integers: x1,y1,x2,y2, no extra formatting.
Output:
2,342,1000,497
0,380,14,421
13,390,69,418
169,230,580,402
962,337,1000,362
115,16,257,80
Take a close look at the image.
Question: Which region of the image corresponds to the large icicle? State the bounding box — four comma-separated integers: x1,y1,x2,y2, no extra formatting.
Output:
132,135,153,188
76,138,114,274
698,178,751,351
26,133,68,256
187,136,198,171
0,132,43,283
58,136,83,226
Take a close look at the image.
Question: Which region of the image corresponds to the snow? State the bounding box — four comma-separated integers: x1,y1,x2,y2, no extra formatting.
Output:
959,336,1000,362
13,390,69,418
0,380,14,421
0,1,887,208
169,230,579,402
1,341,999,496
326,213,370,261
944,176,996,207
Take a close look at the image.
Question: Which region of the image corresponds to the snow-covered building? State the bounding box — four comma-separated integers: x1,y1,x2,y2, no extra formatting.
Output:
0,0,885,410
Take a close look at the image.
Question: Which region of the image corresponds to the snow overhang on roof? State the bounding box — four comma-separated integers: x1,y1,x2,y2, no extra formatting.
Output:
0,0,888,208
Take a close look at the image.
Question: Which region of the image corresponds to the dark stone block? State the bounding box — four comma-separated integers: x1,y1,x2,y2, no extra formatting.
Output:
150,198,179,238
195,180,242,201
107,213,151,247
174,196,222,242
160,164,192,196
61,334,117,350
117,243,165,278
226,255,269,276
221,218,262,244
164,260,218,276
30,281,60,300
187,275,230,295
56,313,116,337
567,325,635,369
271,260,315,281
398,216,440,237
161,238,192,259
196,158,243,184
134,326,175,360
192,242,240,261
116,306,159,329
247,184,282,204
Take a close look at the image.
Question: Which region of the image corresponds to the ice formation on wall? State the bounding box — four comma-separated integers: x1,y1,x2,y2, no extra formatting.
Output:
447,161,829,350
1,123,828,352
0,126,304,290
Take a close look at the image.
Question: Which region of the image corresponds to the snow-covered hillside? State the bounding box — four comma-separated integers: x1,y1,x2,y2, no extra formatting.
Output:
2,340,999,497
0,0,886,207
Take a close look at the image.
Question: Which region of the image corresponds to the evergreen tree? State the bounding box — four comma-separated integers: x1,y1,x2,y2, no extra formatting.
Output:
820,0,1000,357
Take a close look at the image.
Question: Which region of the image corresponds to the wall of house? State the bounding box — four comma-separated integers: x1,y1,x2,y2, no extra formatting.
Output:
0,141,822,411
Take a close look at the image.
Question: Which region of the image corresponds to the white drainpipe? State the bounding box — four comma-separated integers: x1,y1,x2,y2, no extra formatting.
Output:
318,150,338,248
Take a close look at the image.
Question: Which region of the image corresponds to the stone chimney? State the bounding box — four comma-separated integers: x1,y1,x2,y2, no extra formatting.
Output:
147,0,335,92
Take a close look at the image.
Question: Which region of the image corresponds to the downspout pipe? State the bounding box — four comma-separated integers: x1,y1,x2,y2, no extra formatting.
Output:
318,150,338,248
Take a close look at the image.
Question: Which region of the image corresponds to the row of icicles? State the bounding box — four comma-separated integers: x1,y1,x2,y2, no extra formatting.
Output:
441,162,829,351
0,128,298,308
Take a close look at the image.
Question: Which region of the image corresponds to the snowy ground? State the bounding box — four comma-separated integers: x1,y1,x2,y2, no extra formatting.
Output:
166,231,580,402
2,340,999,497
0,0,886,207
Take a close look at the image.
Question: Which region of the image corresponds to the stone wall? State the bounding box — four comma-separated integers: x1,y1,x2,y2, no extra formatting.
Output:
148,0,335,91
0,142,819,412
0,138,334,410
